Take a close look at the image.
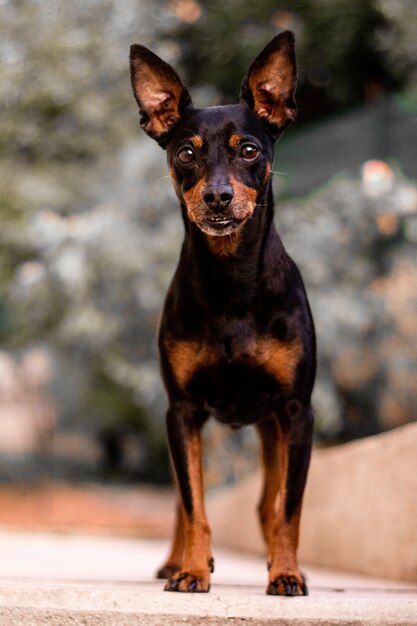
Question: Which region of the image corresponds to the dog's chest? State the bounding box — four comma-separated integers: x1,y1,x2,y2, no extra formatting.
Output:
164,317,302,395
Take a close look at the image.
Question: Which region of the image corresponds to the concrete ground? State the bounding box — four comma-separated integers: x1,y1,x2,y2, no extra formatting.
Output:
0,531,416,625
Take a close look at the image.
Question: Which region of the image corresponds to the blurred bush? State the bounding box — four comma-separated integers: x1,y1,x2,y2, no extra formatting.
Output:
279,163,417,442
0,0,178,481
0,0,416,484
166,0,417,119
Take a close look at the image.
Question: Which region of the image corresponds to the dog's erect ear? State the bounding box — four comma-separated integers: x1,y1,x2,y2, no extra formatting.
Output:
130,45,192,144
240,31,297,138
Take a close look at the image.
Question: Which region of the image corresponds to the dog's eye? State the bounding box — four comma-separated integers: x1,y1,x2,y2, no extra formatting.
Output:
240,144,259,161
177,148,195,164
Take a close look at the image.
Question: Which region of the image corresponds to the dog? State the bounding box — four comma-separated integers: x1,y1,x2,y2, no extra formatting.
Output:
129,31,316,595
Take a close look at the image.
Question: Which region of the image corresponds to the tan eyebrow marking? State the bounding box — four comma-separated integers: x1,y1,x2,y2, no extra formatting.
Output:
229,134,242,149
190,135,204,149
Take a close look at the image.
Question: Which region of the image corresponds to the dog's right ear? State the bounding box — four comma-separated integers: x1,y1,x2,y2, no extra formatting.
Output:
130,45,192,145
240,31,297,139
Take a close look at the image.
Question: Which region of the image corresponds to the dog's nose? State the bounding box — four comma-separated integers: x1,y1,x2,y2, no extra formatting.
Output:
203,184,234,209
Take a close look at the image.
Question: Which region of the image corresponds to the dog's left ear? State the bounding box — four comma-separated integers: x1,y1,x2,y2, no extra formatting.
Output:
130,45,192,144
240,31,297,138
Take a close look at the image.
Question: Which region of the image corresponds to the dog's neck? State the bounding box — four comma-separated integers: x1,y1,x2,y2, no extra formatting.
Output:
178,184,287,312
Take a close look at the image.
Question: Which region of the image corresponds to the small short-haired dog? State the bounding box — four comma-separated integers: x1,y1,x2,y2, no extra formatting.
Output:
130,31,315,595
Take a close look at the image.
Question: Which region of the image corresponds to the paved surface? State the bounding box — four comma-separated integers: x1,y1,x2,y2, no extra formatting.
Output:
0,531,416,625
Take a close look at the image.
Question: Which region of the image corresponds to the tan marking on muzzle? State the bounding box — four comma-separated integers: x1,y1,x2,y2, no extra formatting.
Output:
182,177,207,223
229,175,257,218
203,176,258,255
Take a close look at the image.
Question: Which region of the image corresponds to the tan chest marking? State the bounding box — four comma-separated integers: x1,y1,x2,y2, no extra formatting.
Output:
253,337,303,388
166,340,220,388
165,335,303,390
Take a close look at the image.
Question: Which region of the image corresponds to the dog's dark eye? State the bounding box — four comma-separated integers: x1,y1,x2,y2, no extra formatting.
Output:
177,148,195,164
241,144,259,161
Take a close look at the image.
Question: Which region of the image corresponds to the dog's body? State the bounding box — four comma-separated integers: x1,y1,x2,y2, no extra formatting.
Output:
130,31,316,595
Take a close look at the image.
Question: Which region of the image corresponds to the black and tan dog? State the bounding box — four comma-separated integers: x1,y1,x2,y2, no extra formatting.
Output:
130,31,315,596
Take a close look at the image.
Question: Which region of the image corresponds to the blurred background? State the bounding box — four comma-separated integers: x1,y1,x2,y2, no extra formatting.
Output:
0,0,416,534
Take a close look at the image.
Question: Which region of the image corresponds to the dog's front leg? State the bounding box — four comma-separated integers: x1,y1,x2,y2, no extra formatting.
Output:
164,401,213,593
156,501,185,579
267,404,313,596
256,418,282,554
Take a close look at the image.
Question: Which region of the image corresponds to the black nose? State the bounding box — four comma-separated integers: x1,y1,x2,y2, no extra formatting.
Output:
203,184,234,210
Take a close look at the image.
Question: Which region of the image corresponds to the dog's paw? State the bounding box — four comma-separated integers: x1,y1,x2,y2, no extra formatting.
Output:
156,563,181,579
164,570,210,593
267,574,308,596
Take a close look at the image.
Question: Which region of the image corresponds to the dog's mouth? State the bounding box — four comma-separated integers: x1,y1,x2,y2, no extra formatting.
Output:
199,217,242,236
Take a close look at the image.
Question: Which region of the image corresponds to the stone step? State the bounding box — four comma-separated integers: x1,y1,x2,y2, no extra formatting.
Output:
0,531,416,625
0,580,416,626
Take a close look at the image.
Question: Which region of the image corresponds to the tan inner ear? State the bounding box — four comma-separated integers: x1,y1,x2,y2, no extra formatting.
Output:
144,95,181,137
139,82,174,110
132,65,183,137
249,58,296,128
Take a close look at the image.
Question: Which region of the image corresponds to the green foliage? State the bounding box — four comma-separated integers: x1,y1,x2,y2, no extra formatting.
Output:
88,369,148,432
171,0,279,98
165,0,406,120
0,0,416,484
89,369,170,482
0,0,174,482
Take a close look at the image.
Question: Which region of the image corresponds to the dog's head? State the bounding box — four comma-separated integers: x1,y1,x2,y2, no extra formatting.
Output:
130,32,297,237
